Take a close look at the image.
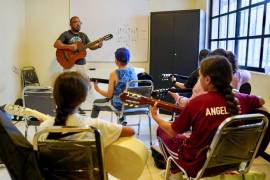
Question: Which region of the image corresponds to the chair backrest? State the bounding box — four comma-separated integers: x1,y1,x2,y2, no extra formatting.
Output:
239,82,251,94
33,127,106,180
196,113,268,179
21,66,40,87
0,110,43,179
122,80,154,110
22,86,56,116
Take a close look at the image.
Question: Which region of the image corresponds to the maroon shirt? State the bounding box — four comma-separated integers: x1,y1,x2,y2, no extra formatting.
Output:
170,91,261,177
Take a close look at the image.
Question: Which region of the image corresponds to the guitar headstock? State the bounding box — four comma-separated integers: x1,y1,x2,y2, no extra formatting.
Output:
102,34,113,41
160,74,173,81
151,88,168,99
120,91,148,108
3,104,52,121
4,104,32,118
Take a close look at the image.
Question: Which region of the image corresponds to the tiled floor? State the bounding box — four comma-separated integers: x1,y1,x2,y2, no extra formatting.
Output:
1,111,270,180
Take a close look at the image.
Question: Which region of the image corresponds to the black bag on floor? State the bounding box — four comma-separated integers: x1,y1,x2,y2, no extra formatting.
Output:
151,146,166,169
0,110,43,179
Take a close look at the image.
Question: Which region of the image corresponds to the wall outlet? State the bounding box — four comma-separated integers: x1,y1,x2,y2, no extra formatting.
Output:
12,65,20,75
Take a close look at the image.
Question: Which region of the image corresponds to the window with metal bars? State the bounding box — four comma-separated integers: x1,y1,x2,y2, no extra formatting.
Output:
209,0,270,72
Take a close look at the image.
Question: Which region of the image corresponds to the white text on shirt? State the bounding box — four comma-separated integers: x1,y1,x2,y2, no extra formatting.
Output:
205,106,229,116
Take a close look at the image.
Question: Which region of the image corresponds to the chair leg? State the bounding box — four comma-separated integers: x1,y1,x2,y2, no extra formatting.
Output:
24,118,28,138
25,127,27,138
165,156,172,180
261,151,270,163
116,114,121,124
110,112,114,122
147,113,152,145
137,116,141,135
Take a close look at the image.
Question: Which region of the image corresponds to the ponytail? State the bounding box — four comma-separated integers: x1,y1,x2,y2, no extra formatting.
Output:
54,107,73,126
217,85,239,116
52,72,89,126
200,55,239,116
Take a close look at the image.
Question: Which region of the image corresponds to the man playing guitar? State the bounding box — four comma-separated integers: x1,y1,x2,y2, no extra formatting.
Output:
54,16,103,77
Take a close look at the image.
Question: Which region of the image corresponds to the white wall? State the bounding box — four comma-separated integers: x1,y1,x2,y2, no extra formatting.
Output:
250,72,270,110
24,0,201,87
150,0,196,12
193,0,207,10
0,0,201,104
25,0,70,86
0,0,26,105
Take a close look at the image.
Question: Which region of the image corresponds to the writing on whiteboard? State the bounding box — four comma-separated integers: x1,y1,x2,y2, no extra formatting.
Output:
116,24,147,48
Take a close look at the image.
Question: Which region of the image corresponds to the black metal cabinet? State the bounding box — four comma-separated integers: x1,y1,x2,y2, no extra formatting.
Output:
150,9,206,89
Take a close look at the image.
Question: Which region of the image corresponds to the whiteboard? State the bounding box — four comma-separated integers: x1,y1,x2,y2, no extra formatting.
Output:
70,0,150,62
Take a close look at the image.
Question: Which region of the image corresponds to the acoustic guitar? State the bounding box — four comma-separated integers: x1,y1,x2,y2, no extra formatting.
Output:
120,91,182,113
56,34,113,69
3,104,148,179
3,104,52,121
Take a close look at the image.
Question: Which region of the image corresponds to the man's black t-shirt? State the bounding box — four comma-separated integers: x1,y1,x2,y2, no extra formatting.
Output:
57,30,90,65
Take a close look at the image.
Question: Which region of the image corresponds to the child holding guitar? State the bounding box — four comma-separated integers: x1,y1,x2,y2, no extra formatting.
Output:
150,55,265,178
91,47,137,125
39,71,134,147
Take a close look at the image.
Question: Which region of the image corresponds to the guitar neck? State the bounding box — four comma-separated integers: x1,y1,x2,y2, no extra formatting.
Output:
120,92,182,113
142,97,182,113
90,78,109,84
80,34,113,51
152,88,192,97
4,104,52,121
80,39,100,51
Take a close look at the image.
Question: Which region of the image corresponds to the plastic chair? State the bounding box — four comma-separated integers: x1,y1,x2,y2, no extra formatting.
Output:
11,66,40,123
118,80,154,145
33,126,107,180
21,66,40,88
22,86,56,137
164,113,269,180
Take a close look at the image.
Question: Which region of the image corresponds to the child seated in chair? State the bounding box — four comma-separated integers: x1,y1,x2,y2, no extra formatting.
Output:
170,48,252,108
172,49,210,90
39,72,134,147
91,47,138,125
150,55,264,178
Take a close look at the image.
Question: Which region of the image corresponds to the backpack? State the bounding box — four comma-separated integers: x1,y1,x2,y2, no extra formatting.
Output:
137,72,153,86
